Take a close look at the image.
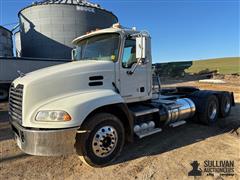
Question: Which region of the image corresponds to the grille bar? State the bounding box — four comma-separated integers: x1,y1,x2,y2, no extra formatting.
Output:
9,84,23,124
9,98,22,106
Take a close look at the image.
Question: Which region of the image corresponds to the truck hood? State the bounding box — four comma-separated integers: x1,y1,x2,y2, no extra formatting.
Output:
12,60,116,123
13,60,114,86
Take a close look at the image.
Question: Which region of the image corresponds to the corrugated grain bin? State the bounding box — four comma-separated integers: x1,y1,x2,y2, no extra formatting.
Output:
0,26,13,57
18,0,118,60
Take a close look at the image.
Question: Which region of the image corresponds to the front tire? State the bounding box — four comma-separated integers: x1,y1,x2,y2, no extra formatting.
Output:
75,113,125,167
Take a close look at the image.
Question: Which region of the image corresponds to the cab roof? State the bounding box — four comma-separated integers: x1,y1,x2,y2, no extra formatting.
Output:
72,27,139,45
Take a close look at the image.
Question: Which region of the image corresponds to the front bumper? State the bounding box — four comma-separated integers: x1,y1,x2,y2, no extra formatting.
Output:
10,121,79,156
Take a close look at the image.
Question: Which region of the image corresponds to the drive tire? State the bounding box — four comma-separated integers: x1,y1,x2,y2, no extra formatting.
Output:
75,113,125,167
198,95,219,125
219,92,232,118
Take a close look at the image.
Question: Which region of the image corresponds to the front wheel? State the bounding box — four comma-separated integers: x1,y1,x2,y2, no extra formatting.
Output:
75,113,125,167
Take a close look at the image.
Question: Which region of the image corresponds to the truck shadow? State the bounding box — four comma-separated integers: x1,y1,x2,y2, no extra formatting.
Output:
0,153,29,163
114,104,240,165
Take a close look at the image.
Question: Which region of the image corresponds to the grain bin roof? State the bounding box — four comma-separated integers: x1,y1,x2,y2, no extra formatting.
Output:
32,0,102,8
18,0,116,18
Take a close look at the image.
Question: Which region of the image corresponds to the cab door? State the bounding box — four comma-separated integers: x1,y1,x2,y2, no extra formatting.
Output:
119,37,149,103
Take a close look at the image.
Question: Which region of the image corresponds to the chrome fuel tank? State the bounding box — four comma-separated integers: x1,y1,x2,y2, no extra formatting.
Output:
158,98,196,123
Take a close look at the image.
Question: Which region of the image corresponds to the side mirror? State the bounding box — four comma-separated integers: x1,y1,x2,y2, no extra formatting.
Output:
136,36,146,59
71,49,76,61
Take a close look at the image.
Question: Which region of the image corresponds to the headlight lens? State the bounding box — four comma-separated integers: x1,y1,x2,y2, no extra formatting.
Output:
35,111,71,122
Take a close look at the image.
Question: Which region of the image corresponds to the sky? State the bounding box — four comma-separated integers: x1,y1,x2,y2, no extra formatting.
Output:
0,0,239,63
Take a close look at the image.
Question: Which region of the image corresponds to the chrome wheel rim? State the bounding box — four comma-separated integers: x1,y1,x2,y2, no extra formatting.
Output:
92,126,118,158
224,99,231,113
209,103,217,120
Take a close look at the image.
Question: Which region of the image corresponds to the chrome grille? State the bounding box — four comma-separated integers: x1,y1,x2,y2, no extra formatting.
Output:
9,84,23,124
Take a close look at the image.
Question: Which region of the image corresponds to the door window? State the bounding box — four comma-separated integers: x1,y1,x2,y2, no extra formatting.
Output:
122,39,137,68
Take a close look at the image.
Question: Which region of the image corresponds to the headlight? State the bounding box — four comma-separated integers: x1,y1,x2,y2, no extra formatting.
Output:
35,111,71,122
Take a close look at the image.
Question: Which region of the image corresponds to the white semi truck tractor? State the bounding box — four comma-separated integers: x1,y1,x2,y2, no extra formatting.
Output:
9,24,235,167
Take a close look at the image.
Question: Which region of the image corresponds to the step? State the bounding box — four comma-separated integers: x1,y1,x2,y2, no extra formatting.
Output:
135,128,162,138
132,108,159,117
169,120,186,128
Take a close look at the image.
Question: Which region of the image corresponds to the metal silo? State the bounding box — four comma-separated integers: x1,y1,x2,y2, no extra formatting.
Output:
18,0,118,60
0,26,13,57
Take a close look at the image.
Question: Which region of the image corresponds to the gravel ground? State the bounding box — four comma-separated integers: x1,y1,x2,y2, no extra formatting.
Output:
0,79,239,180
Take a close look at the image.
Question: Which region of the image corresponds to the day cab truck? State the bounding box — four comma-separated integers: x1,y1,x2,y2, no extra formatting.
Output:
9,24,235,167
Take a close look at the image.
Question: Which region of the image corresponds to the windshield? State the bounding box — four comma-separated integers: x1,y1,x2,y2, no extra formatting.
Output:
74,33,120,61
